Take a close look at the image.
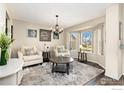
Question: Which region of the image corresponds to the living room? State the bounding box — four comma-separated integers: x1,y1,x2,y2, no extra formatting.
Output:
0,2,124,87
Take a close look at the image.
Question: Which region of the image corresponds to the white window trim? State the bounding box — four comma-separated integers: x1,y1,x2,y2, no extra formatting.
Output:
69,32,79,51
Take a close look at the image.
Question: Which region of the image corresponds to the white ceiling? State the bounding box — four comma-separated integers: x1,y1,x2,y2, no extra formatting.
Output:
7,3,113,29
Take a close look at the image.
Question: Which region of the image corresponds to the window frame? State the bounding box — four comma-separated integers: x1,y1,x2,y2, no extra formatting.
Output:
69,32,78,51
68,24,104,55
80,31,94,53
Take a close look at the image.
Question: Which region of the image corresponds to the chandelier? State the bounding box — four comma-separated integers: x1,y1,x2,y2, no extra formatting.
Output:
51,15,63,34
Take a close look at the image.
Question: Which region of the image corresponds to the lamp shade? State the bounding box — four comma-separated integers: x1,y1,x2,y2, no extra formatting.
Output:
80,45,82,48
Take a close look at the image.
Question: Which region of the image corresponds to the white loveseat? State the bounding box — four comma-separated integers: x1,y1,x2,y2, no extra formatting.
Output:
54,45,70,57
18,46,43,67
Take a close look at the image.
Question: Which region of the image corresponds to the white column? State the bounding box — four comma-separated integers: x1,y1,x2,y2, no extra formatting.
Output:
105,4,122,80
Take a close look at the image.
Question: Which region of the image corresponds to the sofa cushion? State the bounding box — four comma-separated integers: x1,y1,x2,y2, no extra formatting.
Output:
24,48,37,56
21,46,37,56
23,55,42,62
58,48,63,53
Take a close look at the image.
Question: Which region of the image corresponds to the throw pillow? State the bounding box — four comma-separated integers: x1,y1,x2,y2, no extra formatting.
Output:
24,48,37,56
24,48,31,56
58,48,63,53
61,50,67,53
30,48,35,55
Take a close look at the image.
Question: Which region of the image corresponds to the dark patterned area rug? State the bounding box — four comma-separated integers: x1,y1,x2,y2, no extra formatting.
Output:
21,61,104,85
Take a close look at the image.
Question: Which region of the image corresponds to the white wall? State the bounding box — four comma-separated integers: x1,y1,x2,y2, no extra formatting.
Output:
122,4,124,75
0,4,6,32
0,4,13,33
64,17,105,68
11,19,64,58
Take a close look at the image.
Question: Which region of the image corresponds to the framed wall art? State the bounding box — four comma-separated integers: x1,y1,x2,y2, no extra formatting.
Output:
28,29,37,38
53,32,59,39
11,25,13,39
119,22,122,40
39,29,51,41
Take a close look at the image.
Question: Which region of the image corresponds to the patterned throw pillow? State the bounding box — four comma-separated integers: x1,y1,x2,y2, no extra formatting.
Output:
24,48,37,56
58,48,63,53
24,49,31,56
61,50,67,53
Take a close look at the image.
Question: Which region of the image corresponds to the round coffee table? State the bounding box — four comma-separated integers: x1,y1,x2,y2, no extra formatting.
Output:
50,57,74,75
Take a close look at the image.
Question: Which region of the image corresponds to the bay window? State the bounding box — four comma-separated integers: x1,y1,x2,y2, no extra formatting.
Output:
69,23,104,55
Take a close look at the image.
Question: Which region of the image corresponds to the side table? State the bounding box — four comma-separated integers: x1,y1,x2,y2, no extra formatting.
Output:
43,51,51,62
78,52,87,62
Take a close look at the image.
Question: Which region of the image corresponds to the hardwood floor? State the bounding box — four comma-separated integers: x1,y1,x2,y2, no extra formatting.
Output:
76,59,124,85
95,75,124,85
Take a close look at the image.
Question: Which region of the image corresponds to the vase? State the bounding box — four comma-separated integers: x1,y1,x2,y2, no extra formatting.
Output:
0,49,7,66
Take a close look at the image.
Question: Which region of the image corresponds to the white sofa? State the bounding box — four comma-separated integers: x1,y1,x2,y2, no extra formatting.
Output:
54,45,70,57
18,46,43,67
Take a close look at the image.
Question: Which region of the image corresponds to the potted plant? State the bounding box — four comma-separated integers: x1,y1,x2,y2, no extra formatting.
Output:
0,33,14,66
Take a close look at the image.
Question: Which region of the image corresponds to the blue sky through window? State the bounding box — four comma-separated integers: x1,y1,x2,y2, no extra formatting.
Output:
82,32,93,42
71,32,77,39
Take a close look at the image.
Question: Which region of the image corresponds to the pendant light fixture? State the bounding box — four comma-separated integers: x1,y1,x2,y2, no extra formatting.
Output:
51,15,63,34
